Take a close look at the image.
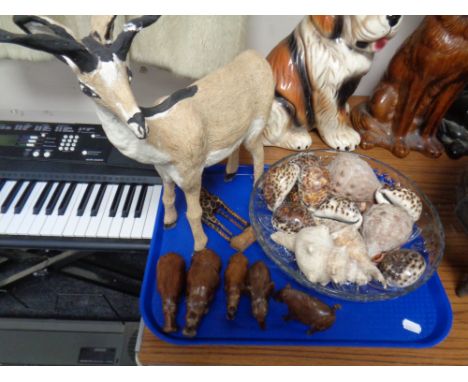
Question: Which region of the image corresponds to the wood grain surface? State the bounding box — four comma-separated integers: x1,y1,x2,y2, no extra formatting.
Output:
137,99,468,366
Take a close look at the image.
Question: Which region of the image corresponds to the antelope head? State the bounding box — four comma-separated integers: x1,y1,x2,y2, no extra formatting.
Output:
0,15,161,139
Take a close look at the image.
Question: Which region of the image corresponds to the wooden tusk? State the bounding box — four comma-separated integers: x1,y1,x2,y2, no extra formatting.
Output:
230,225,256,252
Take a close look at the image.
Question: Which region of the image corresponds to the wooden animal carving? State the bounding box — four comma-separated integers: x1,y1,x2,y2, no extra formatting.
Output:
265,15,403,151
351,16,468,158
0,15,275,251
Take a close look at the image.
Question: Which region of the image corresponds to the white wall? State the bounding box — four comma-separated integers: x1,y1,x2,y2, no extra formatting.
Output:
0,15,424,123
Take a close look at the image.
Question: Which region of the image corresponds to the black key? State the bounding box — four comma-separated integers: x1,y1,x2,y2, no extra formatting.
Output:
91,184,107,217
33,182,53,215
134,185,148,218
14,181,36,214
0,179,6,193
45,182,66,215
58,183,77,216
77,183,94,217
2,181,24,213
109,184,124,218
122,184,136,218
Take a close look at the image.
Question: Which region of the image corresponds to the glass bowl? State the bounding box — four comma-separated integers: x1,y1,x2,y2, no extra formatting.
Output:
249,150,445,302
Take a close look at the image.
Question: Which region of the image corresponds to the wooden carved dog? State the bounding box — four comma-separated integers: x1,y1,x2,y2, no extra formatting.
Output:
265,15,403,151
0,15,275,251
351,16,468,158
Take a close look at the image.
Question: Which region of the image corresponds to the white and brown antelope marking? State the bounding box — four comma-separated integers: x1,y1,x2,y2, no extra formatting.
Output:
0,15,275,251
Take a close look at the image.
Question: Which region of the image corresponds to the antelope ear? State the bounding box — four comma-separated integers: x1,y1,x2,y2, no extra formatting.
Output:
309,15,344,39
13,15,78,41
91,15,117,43
113,15,161,60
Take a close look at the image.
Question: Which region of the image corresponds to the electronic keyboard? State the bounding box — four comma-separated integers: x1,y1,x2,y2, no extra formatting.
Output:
0,120,162,251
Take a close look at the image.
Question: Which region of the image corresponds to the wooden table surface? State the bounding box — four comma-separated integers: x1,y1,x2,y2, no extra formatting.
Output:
137,128,468,366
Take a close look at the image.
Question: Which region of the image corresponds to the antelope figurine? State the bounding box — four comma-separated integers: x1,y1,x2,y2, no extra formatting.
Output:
0,15,275,251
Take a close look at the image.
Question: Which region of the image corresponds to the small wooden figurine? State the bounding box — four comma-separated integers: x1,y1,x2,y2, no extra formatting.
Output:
0,15,275,251
351,16,468,158
264,16,403,151
438,87,468,159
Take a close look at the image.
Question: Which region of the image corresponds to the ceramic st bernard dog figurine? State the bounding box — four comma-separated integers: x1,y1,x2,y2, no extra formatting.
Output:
265,15,403,151
0,15,275,251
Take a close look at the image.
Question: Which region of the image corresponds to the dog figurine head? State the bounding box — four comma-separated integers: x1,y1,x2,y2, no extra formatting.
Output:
310,15,403,53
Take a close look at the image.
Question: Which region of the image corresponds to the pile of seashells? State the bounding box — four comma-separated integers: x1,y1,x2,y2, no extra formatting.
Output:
265,152,426,289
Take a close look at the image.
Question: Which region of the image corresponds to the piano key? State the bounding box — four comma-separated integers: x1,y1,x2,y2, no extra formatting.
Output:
142,185,162,239
7,182,44,235
14,181,36,214
134,185,148,218
1,180,24,214
109,184,124,218
86,184,115,238
73,183,101,237
16,182,48,235
96,185,119,238
39,183,71,236
58,182,77,216
0,181,30,232
27,182,59,236
119,185,141,239
61,184,88,237
45,181,65,215
0,181,16,213
33,182,53,215
0,179,6,193
122,184,136,218
90,184,107,217
76,183,95,217
107,185,130,238
130,185,154,239
50,183,85,237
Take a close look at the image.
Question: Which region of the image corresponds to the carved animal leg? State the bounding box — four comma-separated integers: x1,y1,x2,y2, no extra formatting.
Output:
264,100,312,150
225,149,239,182
161,178,177,228
184,185,208,251
314,89,361,151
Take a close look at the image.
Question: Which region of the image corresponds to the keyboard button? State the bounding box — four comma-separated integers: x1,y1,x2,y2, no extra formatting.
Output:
58,183,77,216
14,181,36,214
45,181,65,215
142,185,162,239
90,184,107,217
76,183,95,217
1,180,24,214
33,182,53,215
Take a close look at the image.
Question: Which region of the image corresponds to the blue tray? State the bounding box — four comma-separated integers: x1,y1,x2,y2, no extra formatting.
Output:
140,165,453,347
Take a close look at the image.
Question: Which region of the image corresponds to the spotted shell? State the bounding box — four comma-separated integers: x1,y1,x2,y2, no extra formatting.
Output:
298,164,330,210
272,202,316,233
327,153,381,202
375,186,423,222
290,152,320,168
313,196,363,227
362,204,413,258
378,249,426,288
263,161,300,211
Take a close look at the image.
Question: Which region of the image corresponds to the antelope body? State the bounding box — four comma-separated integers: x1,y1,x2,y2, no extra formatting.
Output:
0,15,275,250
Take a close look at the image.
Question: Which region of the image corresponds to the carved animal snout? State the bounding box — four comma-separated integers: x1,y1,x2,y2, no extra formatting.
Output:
386,15,401,27
127,112,148,139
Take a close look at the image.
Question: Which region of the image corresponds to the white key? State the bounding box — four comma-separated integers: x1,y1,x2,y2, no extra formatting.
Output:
6,182,41,235
0,181,29,233
16,182,47,235
108,185,130,238
142,185,162,239
62,184,88,237
28,182,59,236
0,181,18,229
96,185,118,238
130,185,154,239
73,184,101,237
86,184,114,238
119,185,141,239
39,183,71,236
50,183,84,237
